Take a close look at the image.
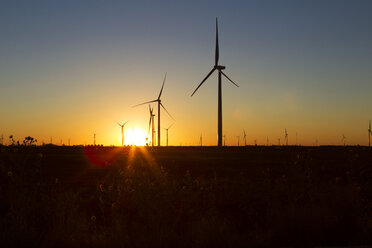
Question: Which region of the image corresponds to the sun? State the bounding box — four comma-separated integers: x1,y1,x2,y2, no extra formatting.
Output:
124,127,147,146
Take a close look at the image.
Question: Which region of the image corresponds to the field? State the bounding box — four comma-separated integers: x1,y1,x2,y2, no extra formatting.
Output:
1,145,372,247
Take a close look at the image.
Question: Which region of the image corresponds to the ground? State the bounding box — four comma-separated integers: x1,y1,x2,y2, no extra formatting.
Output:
1,145,372,247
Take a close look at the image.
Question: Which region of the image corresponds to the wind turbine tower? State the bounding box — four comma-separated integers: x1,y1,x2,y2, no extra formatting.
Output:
200,134,203,147
243,130,247,146
164,123,174,147
285,129,288,146
341,134,346,146
94,133,96,146
296,132,298,146
133,73,174,146
117,121,129,147
368,120,371,147
223,134,226,146
191,18,239,147
148,105,156,146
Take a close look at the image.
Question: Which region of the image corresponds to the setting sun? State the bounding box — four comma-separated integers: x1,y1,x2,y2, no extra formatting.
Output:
124,127,147,146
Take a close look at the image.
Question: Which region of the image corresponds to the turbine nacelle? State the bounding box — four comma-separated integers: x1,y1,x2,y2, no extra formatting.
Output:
215,65,226,70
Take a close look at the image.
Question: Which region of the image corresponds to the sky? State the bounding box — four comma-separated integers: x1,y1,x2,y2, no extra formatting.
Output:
1,0,372,146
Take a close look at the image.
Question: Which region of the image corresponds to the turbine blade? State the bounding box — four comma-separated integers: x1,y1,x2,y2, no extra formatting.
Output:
221,71,239,87
158,72,167,99
191,68,216,97
116,121,122,126
124,120,129,126
160,102,175,120
215,18,219,66
168,123,174,130
132,99,158,108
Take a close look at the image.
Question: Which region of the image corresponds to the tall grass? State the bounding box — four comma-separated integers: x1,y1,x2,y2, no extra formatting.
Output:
1,146,372,247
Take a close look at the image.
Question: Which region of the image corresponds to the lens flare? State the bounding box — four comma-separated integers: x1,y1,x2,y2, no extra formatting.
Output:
125,127,147,146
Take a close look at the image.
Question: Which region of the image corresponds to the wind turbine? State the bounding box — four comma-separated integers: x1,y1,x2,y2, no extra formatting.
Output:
223,134,226,146
133,73,174,146
368,120,371,147
237,136,240,146
191,18,239,147
163,123,174,146
285,129,288,146
116,121,129,147
200,133,203,147
148,105,156,146
243,130,247,146
341,134,346,146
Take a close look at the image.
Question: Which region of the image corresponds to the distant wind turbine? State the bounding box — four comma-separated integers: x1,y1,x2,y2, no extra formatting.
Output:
368,120,371,147
237,136,240,146
341,134,346,146
163,123,174,147
133,73,174,146
116,121,129,147
200,133,203,147
243,130,247,146
285,129,288,146
223,134,226,146
191,18,239,147
148,105,156,146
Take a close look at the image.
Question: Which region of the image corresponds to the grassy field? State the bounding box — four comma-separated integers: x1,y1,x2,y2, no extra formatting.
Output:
1,145,372,247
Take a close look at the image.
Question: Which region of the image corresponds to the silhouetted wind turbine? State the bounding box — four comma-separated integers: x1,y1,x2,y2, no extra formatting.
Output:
243,130,247,146
285,129,288,146
237,136,240,146
200,133,203,147
223,134,226,146
117,121,129,147
148,105,156,146
164,123,174,147
133,73,174,146
368,120,371,147
341,134,346,146
191,18,239,147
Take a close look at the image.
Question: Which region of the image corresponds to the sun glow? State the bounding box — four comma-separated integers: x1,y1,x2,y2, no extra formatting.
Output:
124,127,147,146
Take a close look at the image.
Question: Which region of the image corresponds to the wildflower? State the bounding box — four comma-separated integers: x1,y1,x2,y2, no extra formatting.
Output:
7,171,13,177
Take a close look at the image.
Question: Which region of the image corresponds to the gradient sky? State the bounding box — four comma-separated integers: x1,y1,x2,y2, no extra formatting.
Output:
1,0,372,146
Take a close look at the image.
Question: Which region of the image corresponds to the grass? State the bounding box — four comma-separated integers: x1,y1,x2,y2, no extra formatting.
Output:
1,145,372,247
